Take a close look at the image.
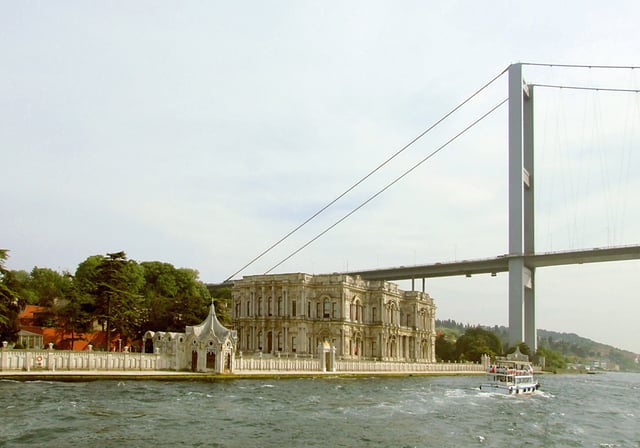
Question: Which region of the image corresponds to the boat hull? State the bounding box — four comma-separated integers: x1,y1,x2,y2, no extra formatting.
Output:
479,382,539,395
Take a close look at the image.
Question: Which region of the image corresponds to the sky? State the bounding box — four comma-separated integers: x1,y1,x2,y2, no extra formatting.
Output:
2,2,639,353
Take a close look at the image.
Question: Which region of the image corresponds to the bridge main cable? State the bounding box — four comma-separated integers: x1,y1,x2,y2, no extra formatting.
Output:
223,65,511,282
264,97,509,274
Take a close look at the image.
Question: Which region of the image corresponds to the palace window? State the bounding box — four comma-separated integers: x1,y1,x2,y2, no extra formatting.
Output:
292,300,297,317
277,297,283,316
372,307,377,322
258,298,262,317
268,297,272,316
292,336,297,352
332,302,338,319
323,298,330,318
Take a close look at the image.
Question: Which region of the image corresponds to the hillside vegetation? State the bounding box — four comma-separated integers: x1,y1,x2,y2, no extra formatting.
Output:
436,319,639,372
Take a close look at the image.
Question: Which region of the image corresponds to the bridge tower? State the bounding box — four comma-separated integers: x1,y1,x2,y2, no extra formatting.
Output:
508,63,536,350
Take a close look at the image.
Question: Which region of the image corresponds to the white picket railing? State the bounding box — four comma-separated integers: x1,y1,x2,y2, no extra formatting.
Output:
1,348,483,375
0,349,168,372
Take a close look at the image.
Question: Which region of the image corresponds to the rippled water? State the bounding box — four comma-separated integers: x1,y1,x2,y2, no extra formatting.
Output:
1,373,638,447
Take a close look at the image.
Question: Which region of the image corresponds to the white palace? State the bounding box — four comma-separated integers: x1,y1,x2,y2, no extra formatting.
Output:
231,273,437,362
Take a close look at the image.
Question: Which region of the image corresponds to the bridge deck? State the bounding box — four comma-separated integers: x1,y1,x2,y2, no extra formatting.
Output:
345,245,640,281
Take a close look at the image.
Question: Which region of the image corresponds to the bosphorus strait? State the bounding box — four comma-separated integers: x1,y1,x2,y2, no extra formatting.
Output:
1,373,638,447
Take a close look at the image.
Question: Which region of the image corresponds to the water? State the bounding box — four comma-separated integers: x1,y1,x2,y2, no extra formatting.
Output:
1,373,638,447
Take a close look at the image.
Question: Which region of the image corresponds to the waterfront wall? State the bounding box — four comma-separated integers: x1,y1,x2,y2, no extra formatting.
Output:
233,354,484,374
1,348,484,375
0,348,168,372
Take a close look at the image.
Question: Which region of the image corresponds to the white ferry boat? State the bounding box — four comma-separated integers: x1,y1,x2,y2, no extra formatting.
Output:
480,349,540,395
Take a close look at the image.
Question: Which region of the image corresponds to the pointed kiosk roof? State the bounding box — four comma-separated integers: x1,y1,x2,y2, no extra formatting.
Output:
186,303,236,343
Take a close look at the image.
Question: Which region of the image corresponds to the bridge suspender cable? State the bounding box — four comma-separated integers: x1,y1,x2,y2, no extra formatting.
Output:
223,66,510,282
263,97,509,275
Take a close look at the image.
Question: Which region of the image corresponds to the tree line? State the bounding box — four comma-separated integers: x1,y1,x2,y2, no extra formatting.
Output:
0,249,230,350
435,320,567,370
435,319,639,371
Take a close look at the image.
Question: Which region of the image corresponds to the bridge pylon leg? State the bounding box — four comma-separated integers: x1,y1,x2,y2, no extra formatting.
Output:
508,63,537,352
508,258,536,350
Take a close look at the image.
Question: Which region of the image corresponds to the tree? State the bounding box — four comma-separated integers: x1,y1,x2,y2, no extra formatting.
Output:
54,274,94,349
455,327,503,362
435,332,457,362
168,268,209,330
98,252,144,347
77,252,144,349
139,262,210,333
0,249,23,342
27,267,72,307
536,346,567,371
209,285,232,326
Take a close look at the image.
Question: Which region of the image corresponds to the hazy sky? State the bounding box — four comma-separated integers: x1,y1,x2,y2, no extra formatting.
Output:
2,2,639,353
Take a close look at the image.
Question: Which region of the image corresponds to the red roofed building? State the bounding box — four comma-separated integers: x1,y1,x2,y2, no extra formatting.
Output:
16,305,122,351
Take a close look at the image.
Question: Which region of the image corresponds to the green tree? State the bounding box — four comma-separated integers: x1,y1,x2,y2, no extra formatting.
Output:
54,274,95,349
0,249,24,342
455,327,503,362
435,332,457,362
77,252,144,349
7,270,37,305
27,267,71,307
139,261,180,332
98,252,144,347
169,268,209,330
536,346,567,371
209,285,232,326
139,262,210,333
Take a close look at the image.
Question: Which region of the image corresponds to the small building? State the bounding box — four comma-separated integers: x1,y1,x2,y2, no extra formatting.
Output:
17,329,44,349
143,303,238,373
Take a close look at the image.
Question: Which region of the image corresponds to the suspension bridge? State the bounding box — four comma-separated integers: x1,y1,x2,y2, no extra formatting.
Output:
225,63,640,351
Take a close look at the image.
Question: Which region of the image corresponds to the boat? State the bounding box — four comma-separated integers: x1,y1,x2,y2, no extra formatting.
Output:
479,348,540,395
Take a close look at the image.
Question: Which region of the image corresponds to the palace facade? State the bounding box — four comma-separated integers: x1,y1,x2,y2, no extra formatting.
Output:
231,273,436,362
